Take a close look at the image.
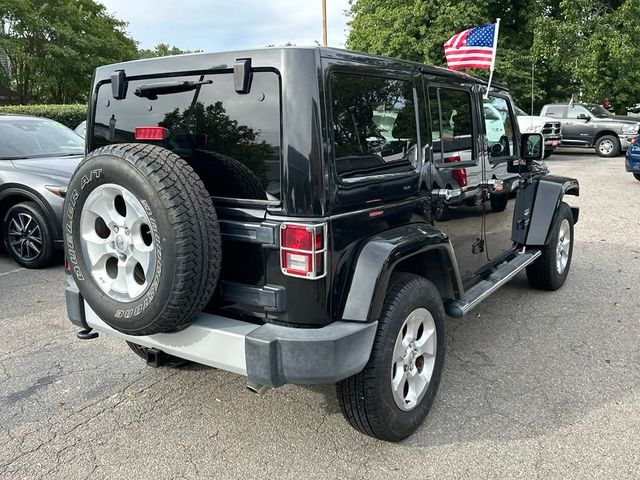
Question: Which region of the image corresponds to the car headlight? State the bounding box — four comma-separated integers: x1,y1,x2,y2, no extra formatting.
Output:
622,125,640,135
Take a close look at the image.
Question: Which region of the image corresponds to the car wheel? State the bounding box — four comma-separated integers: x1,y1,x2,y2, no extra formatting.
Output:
336,273,446,442
634,173,640,182
2,202,55,269
595,135,620,157
526,202,574,290
490,192,509,212
64,143,221,336
432,200,451,221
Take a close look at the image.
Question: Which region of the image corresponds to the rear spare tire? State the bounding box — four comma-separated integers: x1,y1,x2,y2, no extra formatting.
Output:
64,144,221,335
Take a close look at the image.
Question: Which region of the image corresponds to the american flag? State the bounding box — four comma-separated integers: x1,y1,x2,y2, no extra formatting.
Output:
444,23,497,70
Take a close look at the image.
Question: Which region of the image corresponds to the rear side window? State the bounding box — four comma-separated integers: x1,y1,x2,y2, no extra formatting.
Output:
330,74,418,179
429,87,475,165
544,106,566,118
92,71,281,201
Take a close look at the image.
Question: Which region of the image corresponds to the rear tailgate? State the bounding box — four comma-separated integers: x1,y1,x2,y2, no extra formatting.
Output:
90,67,282,315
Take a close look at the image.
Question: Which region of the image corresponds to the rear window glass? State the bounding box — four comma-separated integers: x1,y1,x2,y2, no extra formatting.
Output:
92,71,281,201
330,74,418,179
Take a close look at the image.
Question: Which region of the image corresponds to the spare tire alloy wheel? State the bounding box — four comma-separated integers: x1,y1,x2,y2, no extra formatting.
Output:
65,144,221,336
80,184,156,302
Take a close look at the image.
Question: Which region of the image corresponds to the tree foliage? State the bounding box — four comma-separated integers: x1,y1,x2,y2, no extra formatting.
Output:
138,43,201,59
347,0,640,113
0,103,86,128
0,0,137,104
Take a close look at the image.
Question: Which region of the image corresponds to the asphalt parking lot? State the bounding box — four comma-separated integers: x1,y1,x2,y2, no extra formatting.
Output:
1,150,639,479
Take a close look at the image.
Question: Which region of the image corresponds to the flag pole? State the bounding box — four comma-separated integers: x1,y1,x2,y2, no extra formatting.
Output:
322,0,328,47
484,18,500,99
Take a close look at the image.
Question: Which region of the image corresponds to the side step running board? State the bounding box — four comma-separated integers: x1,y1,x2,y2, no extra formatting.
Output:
446,250,542,318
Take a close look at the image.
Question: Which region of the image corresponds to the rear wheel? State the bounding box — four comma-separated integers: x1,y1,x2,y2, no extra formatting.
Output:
65,144,221,336
490,192,509,212
634,173,640,181
337,273,445,442
2,202,54,268
526,202,574,290
595,135,620,157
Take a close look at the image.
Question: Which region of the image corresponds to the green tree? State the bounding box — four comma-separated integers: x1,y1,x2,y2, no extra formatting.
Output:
0,0,137,104
533,0,640,112
347,0,640,113
138,43,201,59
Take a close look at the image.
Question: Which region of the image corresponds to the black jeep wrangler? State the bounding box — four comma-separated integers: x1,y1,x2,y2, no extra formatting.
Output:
64,47,579,442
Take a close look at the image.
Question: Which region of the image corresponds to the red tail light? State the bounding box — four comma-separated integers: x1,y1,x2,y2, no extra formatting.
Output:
631,136,638,145
444,155,468,188
135,126,168,141
65,257,71,273
280,223,326,279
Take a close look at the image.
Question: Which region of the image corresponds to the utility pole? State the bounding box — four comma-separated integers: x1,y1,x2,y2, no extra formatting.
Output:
322,0,328,46
531,63,535,116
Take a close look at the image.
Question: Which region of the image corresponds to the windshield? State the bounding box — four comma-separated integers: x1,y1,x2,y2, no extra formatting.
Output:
514,105,528,116
0,118,84,159
584,104,613,118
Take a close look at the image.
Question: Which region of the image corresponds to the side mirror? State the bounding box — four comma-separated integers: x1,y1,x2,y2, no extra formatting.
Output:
520,133,545,161
577,113,590,121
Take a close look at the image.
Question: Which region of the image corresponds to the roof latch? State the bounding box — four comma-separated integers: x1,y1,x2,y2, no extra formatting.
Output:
111,70,128,100
233,58,253,94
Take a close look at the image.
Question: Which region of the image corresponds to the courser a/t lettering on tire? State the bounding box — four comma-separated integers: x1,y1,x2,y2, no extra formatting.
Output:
63,143,221,335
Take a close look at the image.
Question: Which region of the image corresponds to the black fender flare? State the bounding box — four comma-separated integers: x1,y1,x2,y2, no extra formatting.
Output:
341,223,463,323
522,175,579,246
0,185,61,241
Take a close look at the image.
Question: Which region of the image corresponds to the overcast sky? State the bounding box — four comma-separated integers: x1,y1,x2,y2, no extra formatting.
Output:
99,0,351,51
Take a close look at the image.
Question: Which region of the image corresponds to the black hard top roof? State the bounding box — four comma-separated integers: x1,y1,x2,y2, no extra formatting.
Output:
96,46,507,92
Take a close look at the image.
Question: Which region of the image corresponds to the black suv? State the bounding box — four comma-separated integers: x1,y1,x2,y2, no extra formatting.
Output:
64,47,579,441
541,103,640,157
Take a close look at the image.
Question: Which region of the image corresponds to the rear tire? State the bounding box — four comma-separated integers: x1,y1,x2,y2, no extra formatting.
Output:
526,202,574,290
2,202,55,269
490,192,509,212
64,144,221,336
634,173,640,181
336,273,446,442
595,135,620,157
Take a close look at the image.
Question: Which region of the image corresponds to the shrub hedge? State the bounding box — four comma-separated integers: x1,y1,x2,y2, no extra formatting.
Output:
0,104,87,129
